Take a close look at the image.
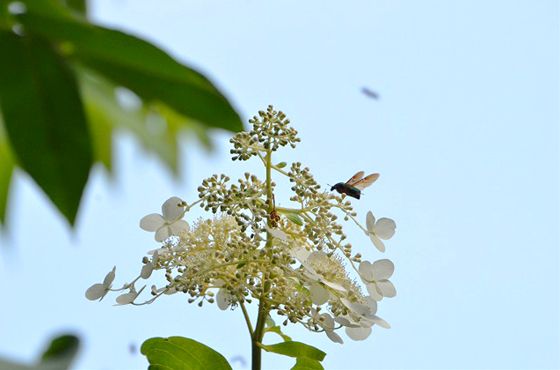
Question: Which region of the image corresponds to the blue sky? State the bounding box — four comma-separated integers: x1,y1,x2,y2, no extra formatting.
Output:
0,1,558,369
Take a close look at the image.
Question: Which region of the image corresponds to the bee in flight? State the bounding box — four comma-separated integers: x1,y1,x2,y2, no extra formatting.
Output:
330,171,380,199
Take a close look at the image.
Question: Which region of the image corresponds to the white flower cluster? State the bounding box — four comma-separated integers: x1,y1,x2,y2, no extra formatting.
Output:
86,106,398,345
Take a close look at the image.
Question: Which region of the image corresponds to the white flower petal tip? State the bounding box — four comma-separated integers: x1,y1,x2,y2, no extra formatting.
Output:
114,285,144,306
265,226,289,241
162,196,186,220
85,284,105,301
216,288,233,310
326,330,344,344
141,263,154,279
375,218,396,240
309,283,330,305
370,234,386,252
85,266,116,301
372,316,391,329
372,259,394,280
346,326,372,341
140,197,189,241
366,211,376,232
140,214,165,232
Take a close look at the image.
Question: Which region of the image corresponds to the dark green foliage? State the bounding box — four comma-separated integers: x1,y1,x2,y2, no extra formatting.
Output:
0,0,242,227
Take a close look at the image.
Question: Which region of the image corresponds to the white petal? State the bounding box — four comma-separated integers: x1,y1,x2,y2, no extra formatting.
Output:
103,266,116,287
346,326,372,341
140,214,165,231
366,211,376,232
322,280,347,292
214,279,225,287
366,283,383,301
85,283,105,301
374,218,396,240
309,283,330,305
141,263,153,279
161,196,185,221
169,220,189,236
164,287,177,295
358,261,375,282
372,259,394,280
335,317,359,328
216,288,232,310
325,330,344,344
341,298,372,316
369,234,386,252
377,280,397,298
155,226,171,242
319,313,335,330
115,292,136,305
364,296,378,313
291,247,311,263
266,227,289,241
371,315,391,329
303,269,321,283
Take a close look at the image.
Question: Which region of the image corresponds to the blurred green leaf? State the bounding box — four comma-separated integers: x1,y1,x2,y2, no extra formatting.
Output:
40,335,79,370
0,334,79,370
79,69,179,174
0,31,93,225
64,0,87,16
0,115,14,225
19,11,243,132
141,336,232,370
261,341,326,362
291,357,324,370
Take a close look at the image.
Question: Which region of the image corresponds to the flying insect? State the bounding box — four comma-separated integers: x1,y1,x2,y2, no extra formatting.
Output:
330,171,379,199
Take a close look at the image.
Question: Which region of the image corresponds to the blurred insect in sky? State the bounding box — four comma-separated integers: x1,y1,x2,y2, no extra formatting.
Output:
361,87,380,100
330,171,380,199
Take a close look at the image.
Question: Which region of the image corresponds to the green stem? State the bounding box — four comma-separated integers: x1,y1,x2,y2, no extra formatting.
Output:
252,148,274,370
240,301,254,335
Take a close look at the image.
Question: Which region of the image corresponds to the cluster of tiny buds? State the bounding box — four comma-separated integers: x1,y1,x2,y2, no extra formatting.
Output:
230,105,301,161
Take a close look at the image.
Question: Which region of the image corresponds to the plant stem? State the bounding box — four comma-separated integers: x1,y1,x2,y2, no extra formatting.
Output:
251,148,274,370
251,300,268,370
240,301,254,335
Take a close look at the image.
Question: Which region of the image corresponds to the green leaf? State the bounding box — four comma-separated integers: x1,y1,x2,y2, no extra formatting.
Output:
78,69,180,174
0,115,14,225
64,0,88,16
19,11,243,133
0,31,93,225
141,336,232,370
0,334,79,370
261,341,326,362
40,335,79,369
276,161,287,168
291,357,324,370
285,213,304,226
264,326,292,342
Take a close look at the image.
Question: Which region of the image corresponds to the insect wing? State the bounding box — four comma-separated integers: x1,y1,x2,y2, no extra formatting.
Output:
353,173,379,190
346,171,365,186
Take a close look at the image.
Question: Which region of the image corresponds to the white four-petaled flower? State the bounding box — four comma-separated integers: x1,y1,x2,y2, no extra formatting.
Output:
359,259,396,301
339,296,390,340
366,211,396,252
140,197,189,242
85,266,116,301
310,308,344,344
